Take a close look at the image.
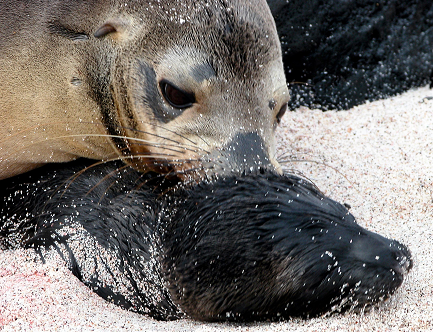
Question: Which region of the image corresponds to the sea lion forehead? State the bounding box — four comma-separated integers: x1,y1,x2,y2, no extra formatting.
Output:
156,47,215,85
139,0,280,80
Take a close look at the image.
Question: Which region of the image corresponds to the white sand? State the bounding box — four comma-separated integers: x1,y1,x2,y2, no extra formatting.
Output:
1,86,432,331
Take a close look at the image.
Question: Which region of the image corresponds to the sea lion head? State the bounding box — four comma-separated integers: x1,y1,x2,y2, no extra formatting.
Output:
94,0,289,180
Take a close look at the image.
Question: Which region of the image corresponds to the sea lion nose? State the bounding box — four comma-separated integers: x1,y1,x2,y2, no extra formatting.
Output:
390,240,413,274
223,132,271,171
204,132,277,175
351,231,413,276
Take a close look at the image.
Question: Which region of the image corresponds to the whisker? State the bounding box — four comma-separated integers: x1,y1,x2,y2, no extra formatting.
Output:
155,166,210,197
127,163,210,200
72,120,212,151
86,164,132,200
130,170,182,200
0,121,103,144
278,158,358,192
288,81,311,86
49,134,210,154
117,140,202,155
0,122,210,161
120,122,204,147
0,131,200,170
77,118,213,151
93,119,214,151
275,150,315,161
50,154,206,204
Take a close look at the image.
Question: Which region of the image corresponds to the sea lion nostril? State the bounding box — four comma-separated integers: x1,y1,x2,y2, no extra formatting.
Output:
395,256,411,275
388,240,413,273
395,248,413,274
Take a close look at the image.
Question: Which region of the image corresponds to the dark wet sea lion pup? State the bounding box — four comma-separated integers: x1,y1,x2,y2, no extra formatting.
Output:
0,160,412,321
0,0,288,180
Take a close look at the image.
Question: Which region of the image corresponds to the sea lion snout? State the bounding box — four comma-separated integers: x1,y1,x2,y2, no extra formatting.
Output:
350,233,413,281
201,132,281,176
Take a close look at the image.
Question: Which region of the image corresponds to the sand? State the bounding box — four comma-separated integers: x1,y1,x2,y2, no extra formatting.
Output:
1,86,432,331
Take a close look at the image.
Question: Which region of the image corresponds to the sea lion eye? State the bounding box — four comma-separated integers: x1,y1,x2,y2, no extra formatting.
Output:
160,81,195,109
276,103,287,124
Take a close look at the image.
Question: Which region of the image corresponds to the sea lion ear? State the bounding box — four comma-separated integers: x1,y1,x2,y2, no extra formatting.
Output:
94,23,117,38
94,20,128,39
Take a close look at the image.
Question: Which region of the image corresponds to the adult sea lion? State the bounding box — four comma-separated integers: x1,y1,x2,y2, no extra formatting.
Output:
0,0,289,180
0,160,412,321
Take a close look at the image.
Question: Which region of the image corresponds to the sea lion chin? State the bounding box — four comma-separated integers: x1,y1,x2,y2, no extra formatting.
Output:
0,0,289,180
0,160,412,321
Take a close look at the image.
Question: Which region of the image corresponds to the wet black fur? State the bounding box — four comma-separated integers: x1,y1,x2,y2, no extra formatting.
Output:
267,0,433,110
0,160,412,321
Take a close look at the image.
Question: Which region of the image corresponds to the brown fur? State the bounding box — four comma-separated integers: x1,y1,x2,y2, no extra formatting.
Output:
0,0,288,180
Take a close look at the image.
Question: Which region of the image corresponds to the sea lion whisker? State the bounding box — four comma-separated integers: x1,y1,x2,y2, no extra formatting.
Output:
287,81,311,86
117,122,203,147
135,171,182,199
75,118,210,151
0,120,203,153
0,136,111,162
47,134,177,148
99,168,173,206
52,133,210,155
42,161,132,207
275,151,317,161
278,158,358,192
118,167,191,203
45,160,117,202
191,132,211,149
126,156,202,165
105,155,206,173
47,156,161,202
105,133,210,155
0,121,102,144
279,167,314,181
115,145,180,158
138,165,210,197
0,127,208,176
86,164,132,200
73,120,211,152
154,167,209,197
53,159,174,206
125,143,203,155
0,135,183,169
92,121,208,152
48,156,167,203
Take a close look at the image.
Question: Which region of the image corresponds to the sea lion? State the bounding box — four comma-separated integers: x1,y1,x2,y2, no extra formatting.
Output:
0,160,412,321
0,0,289,180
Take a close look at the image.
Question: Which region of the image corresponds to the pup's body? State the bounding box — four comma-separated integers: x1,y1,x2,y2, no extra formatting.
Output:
0,160,412,321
